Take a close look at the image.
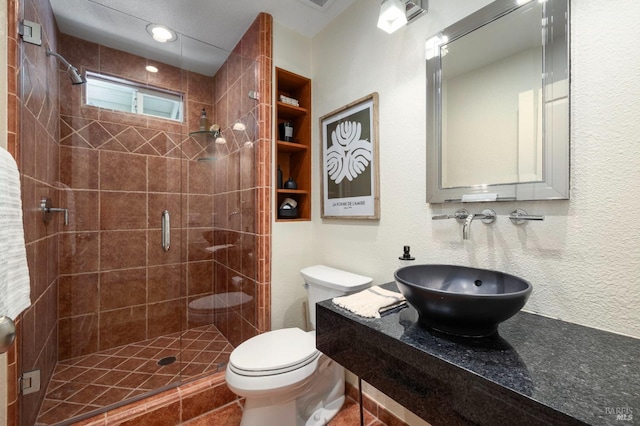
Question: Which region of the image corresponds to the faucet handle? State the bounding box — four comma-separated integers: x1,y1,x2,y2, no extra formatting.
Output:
477,208,497,224
431,214,454,220
509,209,544,225
40,197,69,226
432,209,468,222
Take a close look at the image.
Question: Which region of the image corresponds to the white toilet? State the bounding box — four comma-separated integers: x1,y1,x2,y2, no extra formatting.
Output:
225,265,372,426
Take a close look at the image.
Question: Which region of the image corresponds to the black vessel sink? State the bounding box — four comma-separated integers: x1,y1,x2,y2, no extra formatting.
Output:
394,264,532,337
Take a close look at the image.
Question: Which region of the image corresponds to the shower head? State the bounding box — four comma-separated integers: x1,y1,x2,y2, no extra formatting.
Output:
46,48,86,85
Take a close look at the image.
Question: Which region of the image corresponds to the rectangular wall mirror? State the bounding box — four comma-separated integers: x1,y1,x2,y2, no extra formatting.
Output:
426,0,570,203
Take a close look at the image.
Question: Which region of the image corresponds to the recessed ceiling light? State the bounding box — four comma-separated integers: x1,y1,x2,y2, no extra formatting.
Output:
146,65,159,73
146,24,177,43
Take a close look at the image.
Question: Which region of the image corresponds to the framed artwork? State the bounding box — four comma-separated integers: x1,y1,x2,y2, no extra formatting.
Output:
320,92,380,219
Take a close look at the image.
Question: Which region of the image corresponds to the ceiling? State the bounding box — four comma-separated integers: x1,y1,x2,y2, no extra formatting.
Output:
50,0,357,76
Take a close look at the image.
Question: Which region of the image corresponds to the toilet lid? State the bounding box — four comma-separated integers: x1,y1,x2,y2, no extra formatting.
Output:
229,328,319,376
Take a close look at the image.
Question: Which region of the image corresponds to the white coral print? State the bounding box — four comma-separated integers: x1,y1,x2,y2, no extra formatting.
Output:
326,121,373,185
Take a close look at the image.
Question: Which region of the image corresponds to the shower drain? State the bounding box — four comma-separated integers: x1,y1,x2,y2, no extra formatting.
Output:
157,356,177,366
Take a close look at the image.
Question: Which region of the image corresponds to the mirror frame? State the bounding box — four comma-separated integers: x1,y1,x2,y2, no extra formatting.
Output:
426,0,570,203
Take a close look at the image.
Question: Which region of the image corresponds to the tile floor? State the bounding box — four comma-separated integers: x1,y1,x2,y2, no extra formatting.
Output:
36,325,233,425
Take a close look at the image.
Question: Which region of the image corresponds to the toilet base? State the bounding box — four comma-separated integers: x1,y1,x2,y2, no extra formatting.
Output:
240,394,345,426
241,398,296,426
305,395,345,426
234,355,345,426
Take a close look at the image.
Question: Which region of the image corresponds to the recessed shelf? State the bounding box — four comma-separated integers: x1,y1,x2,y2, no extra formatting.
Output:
277,189,309,195
277,141,308,153
276,67,311,222
188,130,218,137
277,102,308,118
275,217,309,222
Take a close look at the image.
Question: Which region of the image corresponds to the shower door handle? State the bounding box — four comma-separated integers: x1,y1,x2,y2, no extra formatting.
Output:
0,316,16,354
161,210,170,252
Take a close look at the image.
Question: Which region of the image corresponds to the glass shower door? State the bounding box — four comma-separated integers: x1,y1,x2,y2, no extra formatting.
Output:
19,1,263,423
27,34,190,423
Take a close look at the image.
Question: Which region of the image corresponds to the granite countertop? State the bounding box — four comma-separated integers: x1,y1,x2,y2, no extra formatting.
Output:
316,283,640,426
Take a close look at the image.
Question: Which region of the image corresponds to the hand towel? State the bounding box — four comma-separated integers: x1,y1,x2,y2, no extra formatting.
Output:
0,148,31,320
332,286,406,318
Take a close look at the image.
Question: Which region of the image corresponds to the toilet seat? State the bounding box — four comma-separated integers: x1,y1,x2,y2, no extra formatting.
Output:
229,328,319,377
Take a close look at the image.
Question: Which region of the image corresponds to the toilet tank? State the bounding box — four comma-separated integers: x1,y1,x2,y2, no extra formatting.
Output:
300,265,372,329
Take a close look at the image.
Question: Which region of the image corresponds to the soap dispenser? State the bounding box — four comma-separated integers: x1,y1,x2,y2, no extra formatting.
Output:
398,245,415,268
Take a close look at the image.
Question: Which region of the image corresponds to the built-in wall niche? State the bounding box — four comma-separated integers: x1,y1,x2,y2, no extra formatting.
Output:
275,68,311,221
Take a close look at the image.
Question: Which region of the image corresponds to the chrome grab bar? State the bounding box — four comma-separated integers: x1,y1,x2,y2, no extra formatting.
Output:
161,210,171,252
40,197,68,226
0,316,16,354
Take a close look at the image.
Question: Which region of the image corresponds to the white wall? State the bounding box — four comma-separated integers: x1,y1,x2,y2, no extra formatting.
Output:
301,2,640,420
271,23,316,331
271,0,640,338
308,0,640,338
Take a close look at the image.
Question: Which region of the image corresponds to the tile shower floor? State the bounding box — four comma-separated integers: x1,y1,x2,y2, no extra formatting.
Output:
36,324,233,425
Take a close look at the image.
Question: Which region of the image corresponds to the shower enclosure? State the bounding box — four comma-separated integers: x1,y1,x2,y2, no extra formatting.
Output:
15,0,270,424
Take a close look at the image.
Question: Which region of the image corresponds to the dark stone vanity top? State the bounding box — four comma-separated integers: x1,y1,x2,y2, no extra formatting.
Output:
316,283,640,426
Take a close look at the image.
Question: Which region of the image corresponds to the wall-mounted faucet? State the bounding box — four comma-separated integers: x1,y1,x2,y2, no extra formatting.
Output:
432,208,495,240
462,209,496,240
433,208,544,240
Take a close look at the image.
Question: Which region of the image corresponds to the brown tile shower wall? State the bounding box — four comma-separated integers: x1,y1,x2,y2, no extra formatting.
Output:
56,12,273,356
250,13,273,337
9,0,62,424
5,0,20,422
6,7,272,426
56,34,212,359
208,13,272,346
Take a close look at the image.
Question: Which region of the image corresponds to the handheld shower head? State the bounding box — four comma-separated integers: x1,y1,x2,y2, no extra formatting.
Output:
46,48,86,85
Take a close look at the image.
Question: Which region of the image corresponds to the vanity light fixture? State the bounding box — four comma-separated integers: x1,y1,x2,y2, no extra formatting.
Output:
146,24,177,43
377,0,428,34
377,0,407,34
